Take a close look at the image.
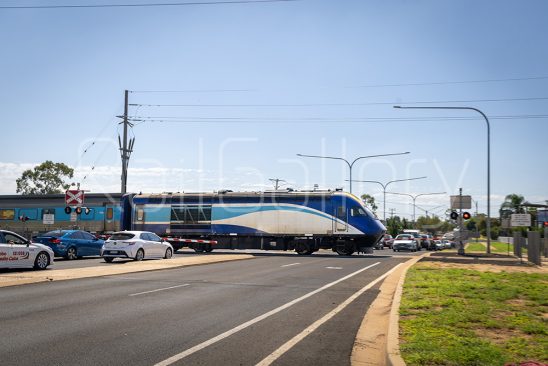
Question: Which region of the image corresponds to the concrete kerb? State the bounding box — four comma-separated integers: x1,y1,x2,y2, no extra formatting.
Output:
0,254,254,288
352,252,431,366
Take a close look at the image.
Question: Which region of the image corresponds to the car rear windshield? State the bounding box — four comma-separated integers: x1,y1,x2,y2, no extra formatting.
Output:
110,233,135,240
44,230,67,237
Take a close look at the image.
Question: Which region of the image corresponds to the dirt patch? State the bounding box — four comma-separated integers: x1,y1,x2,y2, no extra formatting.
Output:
474,327,532,346
417,259,547,274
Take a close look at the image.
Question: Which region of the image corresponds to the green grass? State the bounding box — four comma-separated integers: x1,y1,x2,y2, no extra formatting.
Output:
465,240,528,256
399,263,548,365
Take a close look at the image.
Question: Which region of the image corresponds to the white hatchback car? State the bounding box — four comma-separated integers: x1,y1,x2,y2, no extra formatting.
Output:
101,231,173,263
0,230,54,270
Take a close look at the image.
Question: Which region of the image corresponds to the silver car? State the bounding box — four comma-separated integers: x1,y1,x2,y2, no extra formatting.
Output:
0,230,54,270
101,231,174,263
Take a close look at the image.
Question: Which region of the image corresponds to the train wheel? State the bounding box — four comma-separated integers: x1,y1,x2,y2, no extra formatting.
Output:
204,244,213,253
335,248,354,256
295,242,312,255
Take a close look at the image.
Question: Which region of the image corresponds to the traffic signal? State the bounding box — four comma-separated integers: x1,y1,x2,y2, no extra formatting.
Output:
75,207,82,215
462,212,472,220
64,206,72,214
544,221,548,227
450,211,458,220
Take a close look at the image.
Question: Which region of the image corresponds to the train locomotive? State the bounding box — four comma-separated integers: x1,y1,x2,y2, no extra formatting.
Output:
0,190,386,255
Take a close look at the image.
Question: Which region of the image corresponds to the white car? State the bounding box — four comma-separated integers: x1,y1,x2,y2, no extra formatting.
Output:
101,231,174,263
392,234,419,252
0,230,54,270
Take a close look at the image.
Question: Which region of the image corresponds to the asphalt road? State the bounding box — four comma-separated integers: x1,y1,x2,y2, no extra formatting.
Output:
0,252,412,366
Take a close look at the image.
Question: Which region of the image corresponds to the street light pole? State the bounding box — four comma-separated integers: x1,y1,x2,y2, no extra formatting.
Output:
346,176,427,221
386,191,447,228
394,105,491,253
296,151,410,194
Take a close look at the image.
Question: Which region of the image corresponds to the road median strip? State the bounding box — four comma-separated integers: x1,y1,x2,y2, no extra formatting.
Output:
0,254,253,288
351,253,431,366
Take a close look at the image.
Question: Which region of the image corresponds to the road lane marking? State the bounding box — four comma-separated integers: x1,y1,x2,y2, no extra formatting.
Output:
280,263,300,267
129,284,189,297
326,266,342,270
154,262,381,366
256,263,403,366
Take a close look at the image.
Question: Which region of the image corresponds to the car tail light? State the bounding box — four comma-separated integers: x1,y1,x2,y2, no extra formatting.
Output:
49,238,61,244
123,241,136,245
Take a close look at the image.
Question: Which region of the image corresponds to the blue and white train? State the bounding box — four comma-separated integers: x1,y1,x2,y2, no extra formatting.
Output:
0,190,385,255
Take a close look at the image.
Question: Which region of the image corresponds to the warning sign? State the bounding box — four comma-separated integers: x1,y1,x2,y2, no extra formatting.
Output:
65,190,84,207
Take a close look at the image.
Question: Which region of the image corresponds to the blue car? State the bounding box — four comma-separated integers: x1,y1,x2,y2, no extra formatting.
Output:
33,230,104,260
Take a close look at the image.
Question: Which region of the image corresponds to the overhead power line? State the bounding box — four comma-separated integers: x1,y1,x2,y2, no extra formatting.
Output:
351,75,548,88
0,0,296,9
130,89,256,93
130,96,548,108
127,114,548,124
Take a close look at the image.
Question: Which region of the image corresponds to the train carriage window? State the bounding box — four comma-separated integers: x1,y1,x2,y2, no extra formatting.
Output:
136,208,145,221
106,207,113,220
0,209,15,220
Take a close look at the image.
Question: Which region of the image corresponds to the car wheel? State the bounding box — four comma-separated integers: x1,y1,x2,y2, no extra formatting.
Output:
164,248,173,259
34,252,49,270
104,257,114,263
393,249,396,252
66,247,78,260
134,249,144,261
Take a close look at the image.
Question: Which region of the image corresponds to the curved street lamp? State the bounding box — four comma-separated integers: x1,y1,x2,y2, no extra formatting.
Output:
393,105,491,252
346,176,427,221
296,151,410,194
386,191,447,228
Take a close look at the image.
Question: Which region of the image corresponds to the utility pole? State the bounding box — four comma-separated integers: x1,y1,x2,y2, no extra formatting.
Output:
269,178,286,190
458,187,465,255
389,208,396,219
118,90,135,194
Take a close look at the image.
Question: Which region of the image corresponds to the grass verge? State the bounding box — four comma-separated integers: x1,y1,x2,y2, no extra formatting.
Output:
465,241,528,256
399,261,547,365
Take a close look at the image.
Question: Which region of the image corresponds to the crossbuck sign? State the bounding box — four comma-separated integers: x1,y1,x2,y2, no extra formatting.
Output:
65,190,85,207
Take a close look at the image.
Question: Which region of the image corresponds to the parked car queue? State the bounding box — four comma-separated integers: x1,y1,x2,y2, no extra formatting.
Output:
374,232,455,252
0,229,173,270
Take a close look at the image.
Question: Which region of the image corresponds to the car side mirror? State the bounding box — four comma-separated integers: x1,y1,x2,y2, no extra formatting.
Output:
93,237,99,241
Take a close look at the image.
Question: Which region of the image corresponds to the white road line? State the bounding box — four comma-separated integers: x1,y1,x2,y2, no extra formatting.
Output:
280,262,301,267
154,262,381,366
326,266,342,270
256,263,402,366
129,284,189,297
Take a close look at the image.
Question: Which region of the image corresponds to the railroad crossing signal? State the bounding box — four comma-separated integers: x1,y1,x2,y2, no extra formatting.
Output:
18,215,30,222
450,211,471,220
65,190,85,207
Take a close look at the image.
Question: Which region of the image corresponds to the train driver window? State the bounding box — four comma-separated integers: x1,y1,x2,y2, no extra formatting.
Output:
351,207,367,217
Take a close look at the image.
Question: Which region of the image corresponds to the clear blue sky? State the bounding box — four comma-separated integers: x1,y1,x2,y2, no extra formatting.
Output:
1,0,547,219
